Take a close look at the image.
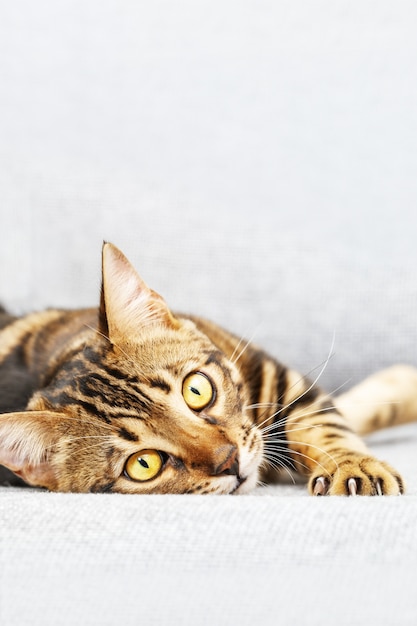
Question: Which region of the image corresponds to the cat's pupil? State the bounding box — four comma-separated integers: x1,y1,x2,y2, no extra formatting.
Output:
190,387,201,396
138,458,149,469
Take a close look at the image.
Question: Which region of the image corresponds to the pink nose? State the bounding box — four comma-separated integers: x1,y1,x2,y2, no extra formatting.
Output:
212,445,239,476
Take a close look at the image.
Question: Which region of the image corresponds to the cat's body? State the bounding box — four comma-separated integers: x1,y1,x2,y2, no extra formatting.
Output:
0,243,416,495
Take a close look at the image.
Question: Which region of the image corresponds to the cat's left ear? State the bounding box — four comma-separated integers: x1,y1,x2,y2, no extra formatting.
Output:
0,411,65,490
99,242,179,341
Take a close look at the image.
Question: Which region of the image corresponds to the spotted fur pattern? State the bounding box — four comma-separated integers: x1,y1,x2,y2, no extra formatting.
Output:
0,243,416,495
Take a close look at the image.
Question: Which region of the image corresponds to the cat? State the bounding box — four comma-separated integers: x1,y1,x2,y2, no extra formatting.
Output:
0,242,416,495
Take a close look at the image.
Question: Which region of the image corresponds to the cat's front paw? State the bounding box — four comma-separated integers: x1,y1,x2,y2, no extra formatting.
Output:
309,455,404,496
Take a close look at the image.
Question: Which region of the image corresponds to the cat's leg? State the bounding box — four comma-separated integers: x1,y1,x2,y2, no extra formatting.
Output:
334,364,417,435
274,368,407,496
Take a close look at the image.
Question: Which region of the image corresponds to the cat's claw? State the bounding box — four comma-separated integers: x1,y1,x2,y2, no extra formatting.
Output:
348,477,358,496
313,476,329,496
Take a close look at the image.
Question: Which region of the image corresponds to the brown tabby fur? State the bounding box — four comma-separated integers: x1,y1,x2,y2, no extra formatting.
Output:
0,243,416,495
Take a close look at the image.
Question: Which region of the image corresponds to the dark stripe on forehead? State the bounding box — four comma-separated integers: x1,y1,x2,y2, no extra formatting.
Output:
39,388,111,424
118,426,139,442
77,373,152,411
99,361,141,385
43,368,155,423
98,362,129,380
109,412,147,421
204,350,234,380
149,377,171,393
78,398,110,422
204,350,226,367
75,396,111,424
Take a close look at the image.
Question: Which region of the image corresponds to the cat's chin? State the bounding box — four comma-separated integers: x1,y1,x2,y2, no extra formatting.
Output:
227,444,262,494
229,472,258,495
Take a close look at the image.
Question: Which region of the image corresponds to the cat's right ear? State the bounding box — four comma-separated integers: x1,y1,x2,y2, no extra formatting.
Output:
0,411,65,490
99,242,179,342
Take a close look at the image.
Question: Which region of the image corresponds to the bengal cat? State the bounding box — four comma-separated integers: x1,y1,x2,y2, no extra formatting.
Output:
0,243,416,495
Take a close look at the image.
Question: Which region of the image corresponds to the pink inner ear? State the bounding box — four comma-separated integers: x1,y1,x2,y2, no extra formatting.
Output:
11,462,58,490
0,445,28,473
0,411,61,490
101,243,178,338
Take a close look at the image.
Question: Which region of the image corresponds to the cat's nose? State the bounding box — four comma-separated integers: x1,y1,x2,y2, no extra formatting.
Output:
213,445,239,476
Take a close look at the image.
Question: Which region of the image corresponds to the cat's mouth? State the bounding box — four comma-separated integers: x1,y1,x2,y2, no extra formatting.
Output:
228,438,263,494
230,475,248,494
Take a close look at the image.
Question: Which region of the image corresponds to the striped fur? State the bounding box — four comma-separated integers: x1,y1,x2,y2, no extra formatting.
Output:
0,243,416,495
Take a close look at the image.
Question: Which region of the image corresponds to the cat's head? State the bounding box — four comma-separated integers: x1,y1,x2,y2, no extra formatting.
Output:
0,244,263,494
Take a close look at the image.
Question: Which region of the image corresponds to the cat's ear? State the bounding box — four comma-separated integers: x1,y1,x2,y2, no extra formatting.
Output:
0,411,64,490
99,242,179,341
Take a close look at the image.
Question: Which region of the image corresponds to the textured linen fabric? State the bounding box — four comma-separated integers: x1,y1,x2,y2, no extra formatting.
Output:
1,481,417,626
1,2,417,625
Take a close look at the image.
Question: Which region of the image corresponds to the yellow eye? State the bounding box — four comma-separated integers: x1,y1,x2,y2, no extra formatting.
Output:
124,450,164,482
182,372,215,411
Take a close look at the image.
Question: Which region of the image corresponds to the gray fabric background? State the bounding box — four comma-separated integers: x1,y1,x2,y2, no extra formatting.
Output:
1,2,417,625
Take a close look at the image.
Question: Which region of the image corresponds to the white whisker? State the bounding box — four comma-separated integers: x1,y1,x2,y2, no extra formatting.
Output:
262,423,323,436
276,333,336,415
229,334,246,364
263,441,334,478
262,451,309,475
260,454,298,483
230,327,260,365
247,334,338,432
